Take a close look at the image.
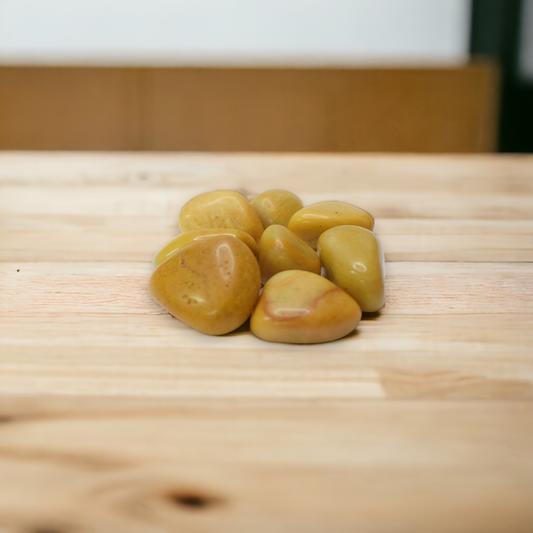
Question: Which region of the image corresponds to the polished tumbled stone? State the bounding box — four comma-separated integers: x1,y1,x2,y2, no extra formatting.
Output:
257,224,320,284
288,201,374,249
251,270,361,344
153,229,258,268
150,235,261,335
250,189,303,229
179,190,264,243
318,225,385,313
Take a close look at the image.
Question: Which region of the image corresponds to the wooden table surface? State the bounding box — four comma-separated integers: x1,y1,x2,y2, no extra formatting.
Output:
1,152,532,533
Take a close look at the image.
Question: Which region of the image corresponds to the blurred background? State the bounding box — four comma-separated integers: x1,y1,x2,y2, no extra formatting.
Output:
0,0,531,153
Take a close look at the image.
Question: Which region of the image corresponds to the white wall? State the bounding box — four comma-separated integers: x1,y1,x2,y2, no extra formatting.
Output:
0,0,472,66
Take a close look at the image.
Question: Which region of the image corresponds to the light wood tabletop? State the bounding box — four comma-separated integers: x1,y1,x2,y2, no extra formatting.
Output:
1,152,532,533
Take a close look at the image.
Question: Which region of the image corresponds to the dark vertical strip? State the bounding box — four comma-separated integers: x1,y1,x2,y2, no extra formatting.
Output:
470,0,533,152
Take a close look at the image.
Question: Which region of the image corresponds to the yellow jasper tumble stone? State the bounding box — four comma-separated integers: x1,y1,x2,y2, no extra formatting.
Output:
149,235,261,335
317,225,385,313
179,190,264,243
251,270,361,344
250,189,303,228
153,229,258,268
258,224,320,284
287,201,374,249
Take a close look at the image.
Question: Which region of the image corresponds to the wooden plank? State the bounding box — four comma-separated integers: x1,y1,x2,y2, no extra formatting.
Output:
0,262,533,316
2,153,532,263
1,262,531,399
1,262,530,317
3,184,532,221
0,399,531,533
0,68,141,150
0,65,498,152
2,153,532,189
376,219,533,262
0,153,532,533
145,66,499,152
1,314,531,399
2,155,532,229
1,218,532,262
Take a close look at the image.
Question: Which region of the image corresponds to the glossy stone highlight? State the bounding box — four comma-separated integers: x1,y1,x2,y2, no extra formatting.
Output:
251,270,361,344
153,229,258,268
179,191,264,243
288,201,374,249
250,190,304,228
257,225,320,284
317,225,385,313
150,235,261,335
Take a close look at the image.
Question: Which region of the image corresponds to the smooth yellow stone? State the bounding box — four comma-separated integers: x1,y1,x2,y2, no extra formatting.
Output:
149,235,261,335
317,225,385,313
179,190,264,243
287,201,374,249
153,229,258,268
258,224,320,284
250,189,303,228
251,270,361,344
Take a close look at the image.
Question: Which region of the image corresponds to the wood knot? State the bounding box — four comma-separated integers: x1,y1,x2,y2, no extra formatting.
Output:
166,490,222,511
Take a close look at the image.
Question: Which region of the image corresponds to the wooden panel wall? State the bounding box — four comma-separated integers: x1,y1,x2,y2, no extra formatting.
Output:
0,67,142,150
0,65,498,152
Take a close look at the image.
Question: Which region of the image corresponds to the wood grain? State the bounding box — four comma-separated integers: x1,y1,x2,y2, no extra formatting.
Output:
2,152,532,186
0,68,141,150
0,400,532,533
0,65,498,152
0,153,532,533
1,262,532,318
1,218,532,262
144,65,498,152
1,153,532,263
1,314,531,399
